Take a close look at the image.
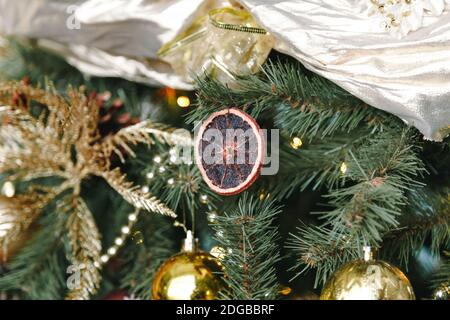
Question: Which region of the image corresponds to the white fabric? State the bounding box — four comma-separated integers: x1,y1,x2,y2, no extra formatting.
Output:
0,0,449,140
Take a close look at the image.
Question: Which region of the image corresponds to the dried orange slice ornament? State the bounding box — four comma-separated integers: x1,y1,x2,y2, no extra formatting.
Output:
195,108,265,195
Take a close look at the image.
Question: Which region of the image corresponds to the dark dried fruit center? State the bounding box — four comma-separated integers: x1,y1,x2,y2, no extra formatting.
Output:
199,113,258,189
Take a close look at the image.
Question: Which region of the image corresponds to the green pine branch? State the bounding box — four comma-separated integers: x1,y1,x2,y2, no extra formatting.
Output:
189,59,390,140
287,223,361,287
288,129,426,286
382,187,450,267
119,213,176,299
320,129,425,243
432,255,450,290
210,194,282,299
259,128,374,200
0,209,67,299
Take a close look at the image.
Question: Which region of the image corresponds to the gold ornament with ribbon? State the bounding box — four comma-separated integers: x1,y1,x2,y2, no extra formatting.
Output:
158,4,274,85
320,247,415,300
151,231,226,300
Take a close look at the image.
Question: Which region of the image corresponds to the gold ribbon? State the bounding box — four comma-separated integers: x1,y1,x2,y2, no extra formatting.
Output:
208,7,267,34
158,7,267,57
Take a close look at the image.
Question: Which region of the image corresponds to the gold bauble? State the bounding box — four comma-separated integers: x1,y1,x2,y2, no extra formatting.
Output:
320,257,415,300
0,231,31,263
0,196,31,263
158,6,274,86
151,250,225,300
433,285,450,300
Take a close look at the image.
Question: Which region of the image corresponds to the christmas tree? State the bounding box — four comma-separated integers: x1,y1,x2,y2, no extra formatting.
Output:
0,1,449,301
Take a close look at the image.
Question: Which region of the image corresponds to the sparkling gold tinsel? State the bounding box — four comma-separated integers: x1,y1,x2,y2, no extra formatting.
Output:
0,82,189,299
320,253,415,300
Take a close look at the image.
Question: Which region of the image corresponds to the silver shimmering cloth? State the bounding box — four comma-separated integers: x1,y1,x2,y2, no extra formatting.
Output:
239,0,450,140
0,0,449,140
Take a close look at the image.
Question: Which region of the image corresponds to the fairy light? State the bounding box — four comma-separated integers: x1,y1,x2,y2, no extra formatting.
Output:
94,147,194,270
259,190,269,201
280,286,292,296
207,211,218,223
153,156,162,164
96,210,142,268
1,181,15,198
177,96,190,108
340,162,348,174
290,137,303,150
200,194,208,204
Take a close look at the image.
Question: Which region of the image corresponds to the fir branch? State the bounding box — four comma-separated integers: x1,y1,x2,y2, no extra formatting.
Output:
382,188,450,266
141,158,219,212
64,196,102,300
0,210,67,299
102,168,177,218
120,214,176,299
100,120,193,163
321,129,425,243
432,255,450,290
261,128,374,199
189,60,388,139
211,194,282,299
287,223,361,287
288,129,426,285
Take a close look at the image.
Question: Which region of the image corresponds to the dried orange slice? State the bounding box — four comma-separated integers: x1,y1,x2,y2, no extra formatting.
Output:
195,108,264,195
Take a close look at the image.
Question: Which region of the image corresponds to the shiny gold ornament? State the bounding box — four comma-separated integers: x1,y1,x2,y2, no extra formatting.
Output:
209,246,226,260
433,285,450,300
0,194,42,263
158,5,274,86
152,231,226,300
320,247,415,300
0,225,35,263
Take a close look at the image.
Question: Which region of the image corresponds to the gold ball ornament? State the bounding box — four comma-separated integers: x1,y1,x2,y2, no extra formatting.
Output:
0,195,35,263
151,231,226,300
433,285,450,300
320,247,415,300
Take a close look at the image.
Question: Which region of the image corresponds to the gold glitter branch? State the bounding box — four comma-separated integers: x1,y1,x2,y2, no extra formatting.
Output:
100,120,193,163
64,196,102,300
0,81,181,299
102,168,177,218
